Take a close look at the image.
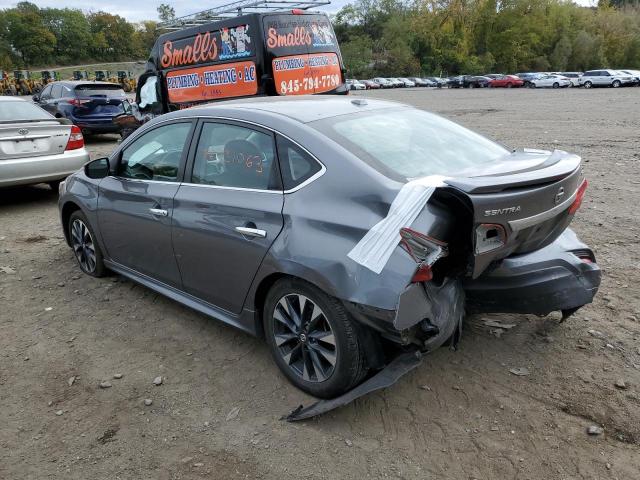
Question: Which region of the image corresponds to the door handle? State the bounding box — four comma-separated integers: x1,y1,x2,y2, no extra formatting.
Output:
149,208,168,217
235,226,267,238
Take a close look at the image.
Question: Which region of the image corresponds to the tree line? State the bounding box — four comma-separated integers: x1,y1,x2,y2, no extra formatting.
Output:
0,2,161,69
1,0,639,76
335,0,640,77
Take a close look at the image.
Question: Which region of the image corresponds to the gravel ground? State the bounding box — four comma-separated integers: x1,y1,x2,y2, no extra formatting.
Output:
1,87,639,479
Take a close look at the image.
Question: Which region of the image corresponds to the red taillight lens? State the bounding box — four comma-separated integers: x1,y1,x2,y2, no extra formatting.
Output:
412,264,433,283
65,125,84,151
67,98,90,107
568,179,588,215
291,8,304,14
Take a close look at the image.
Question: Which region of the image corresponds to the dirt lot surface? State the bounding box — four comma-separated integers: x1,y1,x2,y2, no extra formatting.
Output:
1,88,639,479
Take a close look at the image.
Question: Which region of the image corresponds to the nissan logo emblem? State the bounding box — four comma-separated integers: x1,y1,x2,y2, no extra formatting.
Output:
18,128,29,135
554,187,565,205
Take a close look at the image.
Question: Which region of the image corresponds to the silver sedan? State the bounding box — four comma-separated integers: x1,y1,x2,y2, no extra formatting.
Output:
0,96,89,189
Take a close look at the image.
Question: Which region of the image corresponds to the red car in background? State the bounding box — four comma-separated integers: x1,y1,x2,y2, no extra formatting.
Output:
488,74,524,88
361,80,381,89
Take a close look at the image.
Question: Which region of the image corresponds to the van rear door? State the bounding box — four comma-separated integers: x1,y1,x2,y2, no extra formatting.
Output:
262,13,344,95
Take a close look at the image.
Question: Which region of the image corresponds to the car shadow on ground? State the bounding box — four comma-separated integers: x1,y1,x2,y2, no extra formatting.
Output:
84,133,120,145
0,184,58,210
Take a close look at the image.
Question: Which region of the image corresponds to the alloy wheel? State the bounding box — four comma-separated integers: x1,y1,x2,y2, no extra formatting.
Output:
71,219,97,273
272,293,337,383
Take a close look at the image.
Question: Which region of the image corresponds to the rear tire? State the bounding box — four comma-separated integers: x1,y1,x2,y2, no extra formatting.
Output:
584,81,592,89
553,82,559,89
612,80,621,88
263,278,368,399
68,210,106,277
48,180,61,192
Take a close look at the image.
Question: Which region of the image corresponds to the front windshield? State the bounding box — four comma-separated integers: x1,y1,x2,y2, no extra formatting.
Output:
312,108,509,179
0,100,52,122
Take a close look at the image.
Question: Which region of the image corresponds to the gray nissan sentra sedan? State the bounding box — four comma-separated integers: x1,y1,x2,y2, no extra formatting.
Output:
58,97,600,399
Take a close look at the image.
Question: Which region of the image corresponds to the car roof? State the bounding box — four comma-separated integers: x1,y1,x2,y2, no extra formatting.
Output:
0,96,27,102
46,81,121,87
187,96,405,124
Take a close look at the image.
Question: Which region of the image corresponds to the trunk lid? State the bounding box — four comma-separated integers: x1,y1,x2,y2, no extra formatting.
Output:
72,84,126,118
0,121,71,160
444,149,584,278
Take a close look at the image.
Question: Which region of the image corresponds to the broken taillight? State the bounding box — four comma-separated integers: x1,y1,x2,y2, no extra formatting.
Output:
475,223,507,254
568,179,588,215
399,228,448,283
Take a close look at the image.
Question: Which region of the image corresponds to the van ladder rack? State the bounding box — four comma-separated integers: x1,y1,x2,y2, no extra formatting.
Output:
159,0,331,30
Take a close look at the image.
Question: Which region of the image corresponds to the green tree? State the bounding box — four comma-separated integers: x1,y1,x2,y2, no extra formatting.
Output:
157,3,176,22
4,2,56,66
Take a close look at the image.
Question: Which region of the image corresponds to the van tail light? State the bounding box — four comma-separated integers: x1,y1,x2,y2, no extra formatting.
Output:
291,8,304,14
475,223,507,254
65,125,84,151
399,228,448,283
568,179,588,215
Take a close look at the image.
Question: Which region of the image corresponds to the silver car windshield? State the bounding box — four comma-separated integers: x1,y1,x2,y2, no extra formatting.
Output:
312,108,509,179
0,101,53,122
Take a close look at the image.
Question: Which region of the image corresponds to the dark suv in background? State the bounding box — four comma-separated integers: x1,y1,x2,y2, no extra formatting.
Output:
34,81,126,135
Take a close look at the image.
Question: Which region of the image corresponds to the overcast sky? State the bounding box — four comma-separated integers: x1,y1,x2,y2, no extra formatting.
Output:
0,0,596,22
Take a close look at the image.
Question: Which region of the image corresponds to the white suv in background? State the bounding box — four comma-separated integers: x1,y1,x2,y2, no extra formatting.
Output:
579,69,635,88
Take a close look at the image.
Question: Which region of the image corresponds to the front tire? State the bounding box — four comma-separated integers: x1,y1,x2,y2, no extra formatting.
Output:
612,80,621,88
263,278,367,398
553,82,559,89
68,211,106,277
584,81,592,89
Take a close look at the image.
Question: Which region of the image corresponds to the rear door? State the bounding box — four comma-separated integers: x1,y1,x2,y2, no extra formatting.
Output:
172,120,284,314
97,120,195,288
263,13,343,95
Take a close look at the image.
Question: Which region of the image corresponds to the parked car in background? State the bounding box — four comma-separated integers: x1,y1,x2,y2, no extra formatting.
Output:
488,74,524,88
426,77,447,88
372,78,394,88
58,96,599,399
386,78,405,88
516,73,544,87
529,74,572,89
0,96,88,189
408,77,430,87
617,70,640,85
397,78,416,87
33,81,125,135
447,76,464,88
462,76,491,88
346,79,366,91
361,80,381,89
559,72,582,87
579,69,635,88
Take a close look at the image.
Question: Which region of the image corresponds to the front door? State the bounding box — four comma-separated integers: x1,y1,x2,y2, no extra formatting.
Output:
172,120,284,314
97,121,194,288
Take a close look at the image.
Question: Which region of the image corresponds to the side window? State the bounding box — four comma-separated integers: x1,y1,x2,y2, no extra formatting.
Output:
40,85,52,99
61,85,72,97
51,84,63,98
191,122,280,191
118,122,192,182
276,136,322,190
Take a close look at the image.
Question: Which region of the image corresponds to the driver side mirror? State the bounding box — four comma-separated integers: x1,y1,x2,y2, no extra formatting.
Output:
32,95,39,102
85,157,110,179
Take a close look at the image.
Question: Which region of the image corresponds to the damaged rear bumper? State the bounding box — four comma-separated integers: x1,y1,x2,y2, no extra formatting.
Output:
464,228,600,316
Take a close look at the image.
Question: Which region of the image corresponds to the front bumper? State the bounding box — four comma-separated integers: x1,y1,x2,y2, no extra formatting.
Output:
0,148,90,187
464,228,600,315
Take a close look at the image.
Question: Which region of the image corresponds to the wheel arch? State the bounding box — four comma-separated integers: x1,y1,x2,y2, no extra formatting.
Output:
61,200,82,246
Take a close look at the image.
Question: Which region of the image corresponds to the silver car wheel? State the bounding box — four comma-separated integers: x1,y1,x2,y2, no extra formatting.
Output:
71,219,97,273
272,293,337,383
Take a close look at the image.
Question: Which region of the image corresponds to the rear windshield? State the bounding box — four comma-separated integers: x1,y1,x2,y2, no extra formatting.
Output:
263,14,338,56
75,85,126,97
311,108,509,180
0,100,52,122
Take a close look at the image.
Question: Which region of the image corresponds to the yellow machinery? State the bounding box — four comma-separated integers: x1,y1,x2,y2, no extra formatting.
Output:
40,71,59,85
1,70,16,95
73,70,89,81
13,70,42,95
117,71,136,92
94,70,114,82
